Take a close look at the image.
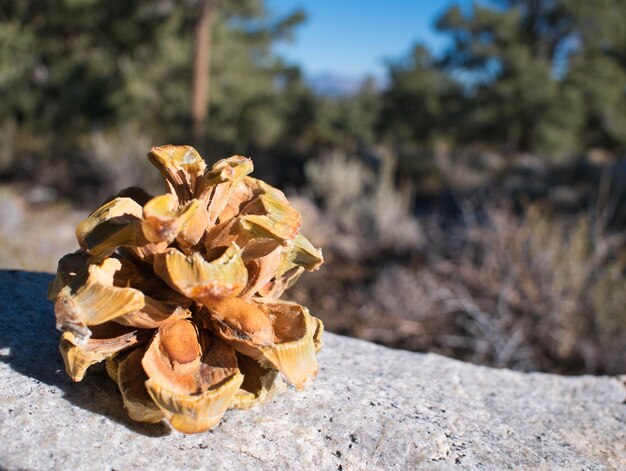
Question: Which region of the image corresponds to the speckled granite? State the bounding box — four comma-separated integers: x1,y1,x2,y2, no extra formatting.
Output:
0,270,624,470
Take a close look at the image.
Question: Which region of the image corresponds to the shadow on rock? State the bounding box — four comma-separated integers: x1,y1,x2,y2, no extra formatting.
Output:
0,269,170,438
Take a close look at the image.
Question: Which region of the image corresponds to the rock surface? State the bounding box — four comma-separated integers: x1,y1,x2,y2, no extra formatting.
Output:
0,270,624,470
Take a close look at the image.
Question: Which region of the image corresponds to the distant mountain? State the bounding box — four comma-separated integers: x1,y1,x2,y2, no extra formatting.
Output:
306,72,387,97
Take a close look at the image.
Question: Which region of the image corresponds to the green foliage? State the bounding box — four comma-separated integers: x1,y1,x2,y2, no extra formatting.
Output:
566,1,626,149
379,45,460,144
434,1,583,155
0,0,307,159
1,0,625,182
379,0,626,158
1,1,179,131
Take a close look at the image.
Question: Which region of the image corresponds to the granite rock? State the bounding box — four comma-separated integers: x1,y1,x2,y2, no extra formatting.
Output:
0,270,624,470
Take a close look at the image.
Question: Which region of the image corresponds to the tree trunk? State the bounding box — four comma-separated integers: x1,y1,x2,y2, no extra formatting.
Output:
192,0,217,144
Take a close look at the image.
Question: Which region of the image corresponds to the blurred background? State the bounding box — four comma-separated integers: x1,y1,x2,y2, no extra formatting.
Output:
1,0,625,375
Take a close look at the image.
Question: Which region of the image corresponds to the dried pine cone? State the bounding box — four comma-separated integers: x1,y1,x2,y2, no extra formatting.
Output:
48,145,324,433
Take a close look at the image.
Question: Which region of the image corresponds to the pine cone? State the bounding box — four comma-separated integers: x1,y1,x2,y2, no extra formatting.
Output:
48,145,324,433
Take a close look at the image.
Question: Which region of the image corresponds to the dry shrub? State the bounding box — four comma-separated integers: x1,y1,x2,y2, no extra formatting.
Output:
368,205,625,374
302,150,422,258
89,123,162,196
291,168,626,374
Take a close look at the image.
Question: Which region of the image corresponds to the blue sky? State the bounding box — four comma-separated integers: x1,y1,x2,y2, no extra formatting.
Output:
267,0,469,78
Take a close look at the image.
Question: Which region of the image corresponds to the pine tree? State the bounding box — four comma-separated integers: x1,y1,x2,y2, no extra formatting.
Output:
435,1,585,157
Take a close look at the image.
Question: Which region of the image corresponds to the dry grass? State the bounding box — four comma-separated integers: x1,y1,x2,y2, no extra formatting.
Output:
418,205,626,373
290,153,626,375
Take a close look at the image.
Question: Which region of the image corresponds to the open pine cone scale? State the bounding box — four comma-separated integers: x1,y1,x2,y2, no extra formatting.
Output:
48,145,324,434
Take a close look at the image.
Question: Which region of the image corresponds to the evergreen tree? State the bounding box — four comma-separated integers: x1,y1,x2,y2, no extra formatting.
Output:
379,45,460,146
566,0,626,151
435,1,585,156
0,0,306,156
